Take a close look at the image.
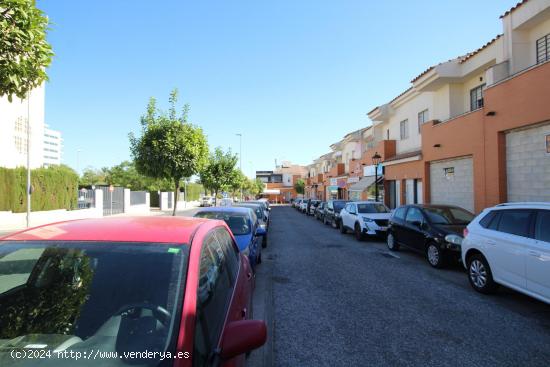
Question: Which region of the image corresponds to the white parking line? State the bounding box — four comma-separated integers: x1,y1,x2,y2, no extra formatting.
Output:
384,251,400,259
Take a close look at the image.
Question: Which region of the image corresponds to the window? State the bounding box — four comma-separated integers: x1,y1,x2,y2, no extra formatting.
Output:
357,203,389,214
0,241,187,365
535,210,550,243
400,119,409,140
194,233,234,366
536,33,550,64
215,227,239,282
418,109,429,133
497,210,533,238
405,207,424,224
479,210,497,229
470,84,485,111
423,207,474,225
393,206,407,220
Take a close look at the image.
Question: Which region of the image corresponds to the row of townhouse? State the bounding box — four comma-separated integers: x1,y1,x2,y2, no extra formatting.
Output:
256,161,308,203
304,0,550,213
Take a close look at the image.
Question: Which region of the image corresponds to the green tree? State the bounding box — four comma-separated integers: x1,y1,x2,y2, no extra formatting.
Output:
129,89,209,215
199,147,238,205
294,178,305,195
245,177,265,198
0,0,54,101
228,169,246,198
79,167,107,187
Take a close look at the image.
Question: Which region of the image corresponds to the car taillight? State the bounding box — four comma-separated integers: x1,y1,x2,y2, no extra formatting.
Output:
463,228,469,238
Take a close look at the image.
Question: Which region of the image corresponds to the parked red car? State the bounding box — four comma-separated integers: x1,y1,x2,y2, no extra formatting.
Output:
0,216,266,367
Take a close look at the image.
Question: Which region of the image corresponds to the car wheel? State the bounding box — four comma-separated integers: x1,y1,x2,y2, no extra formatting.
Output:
426,242,445,268
339,221,347,234
386,232,400,251
354,223,364,241
467,254,498,294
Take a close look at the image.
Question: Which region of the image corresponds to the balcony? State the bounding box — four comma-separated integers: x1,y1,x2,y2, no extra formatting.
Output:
327,163,346,178
360,139,396,166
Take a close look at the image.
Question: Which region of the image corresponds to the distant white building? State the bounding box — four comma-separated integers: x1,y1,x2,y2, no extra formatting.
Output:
0,84,62,169
0,85,46,169
43,126,63,167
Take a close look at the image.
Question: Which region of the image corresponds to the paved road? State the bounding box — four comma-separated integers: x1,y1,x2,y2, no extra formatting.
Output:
249,206,550,367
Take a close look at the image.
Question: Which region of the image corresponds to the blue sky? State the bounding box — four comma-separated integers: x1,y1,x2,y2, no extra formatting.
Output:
41,0,517,177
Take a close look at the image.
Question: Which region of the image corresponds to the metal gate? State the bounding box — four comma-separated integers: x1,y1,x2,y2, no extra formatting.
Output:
98,186,124,216
167,192,173,209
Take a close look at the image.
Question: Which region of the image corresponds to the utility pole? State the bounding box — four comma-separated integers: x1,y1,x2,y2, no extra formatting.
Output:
236,133,242,201
26,92,31,228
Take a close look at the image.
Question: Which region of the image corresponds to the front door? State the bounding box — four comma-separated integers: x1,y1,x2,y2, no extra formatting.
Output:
403,207,426,251
526,210,550,301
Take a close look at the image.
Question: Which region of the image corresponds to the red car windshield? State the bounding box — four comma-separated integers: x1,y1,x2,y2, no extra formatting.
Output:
0,241,188,367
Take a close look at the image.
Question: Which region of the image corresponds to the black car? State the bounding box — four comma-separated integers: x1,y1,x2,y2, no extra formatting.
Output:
386,204,475,268
315,202,326,221
323,200,351,228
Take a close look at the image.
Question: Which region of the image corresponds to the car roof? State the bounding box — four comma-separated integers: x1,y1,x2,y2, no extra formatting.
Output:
352,201,384,205
195,206,253,214
406,204,470,211
234,203,261,207
1,216,210,244
494,202,550,209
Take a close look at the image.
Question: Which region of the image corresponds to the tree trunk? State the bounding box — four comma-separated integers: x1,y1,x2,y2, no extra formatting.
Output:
172,179,179,216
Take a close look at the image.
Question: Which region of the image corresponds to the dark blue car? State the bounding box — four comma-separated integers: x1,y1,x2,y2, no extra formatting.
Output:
194,206,266,269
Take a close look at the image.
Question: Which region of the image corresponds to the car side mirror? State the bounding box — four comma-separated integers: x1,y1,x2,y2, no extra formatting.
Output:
256,226,267,236
220,320,267,360
411,220,422,228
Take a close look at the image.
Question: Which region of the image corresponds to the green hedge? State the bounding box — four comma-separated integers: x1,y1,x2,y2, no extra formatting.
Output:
184,183,203,201
0,166,79,213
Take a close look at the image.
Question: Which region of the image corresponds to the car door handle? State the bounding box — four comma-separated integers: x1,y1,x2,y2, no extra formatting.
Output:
529,250,541,258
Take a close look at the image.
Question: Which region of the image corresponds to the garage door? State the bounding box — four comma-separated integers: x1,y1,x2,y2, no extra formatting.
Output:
430,157,474,212
506,123,550,202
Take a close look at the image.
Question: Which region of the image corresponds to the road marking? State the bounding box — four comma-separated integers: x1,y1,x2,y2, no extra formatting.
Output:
383,251,400,259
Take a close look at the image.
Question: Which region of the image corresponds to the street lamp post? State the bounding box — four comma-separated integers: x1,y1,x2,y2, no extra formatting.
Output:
372,152,382,202
77,149,82,175
26,92,31,228
236,133,242,201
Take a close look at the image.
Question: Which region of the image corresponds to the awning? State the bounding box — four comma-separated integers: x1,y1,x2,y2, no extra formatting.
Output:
348,175,381,192
263,189,280,195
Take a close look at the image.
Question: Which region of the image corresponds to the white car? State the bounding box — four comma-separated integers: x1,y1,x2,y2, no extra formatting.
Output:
461,202,550,304
299,199,309,213
219,198,233,206
200,196,214,207
339,201,392,241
